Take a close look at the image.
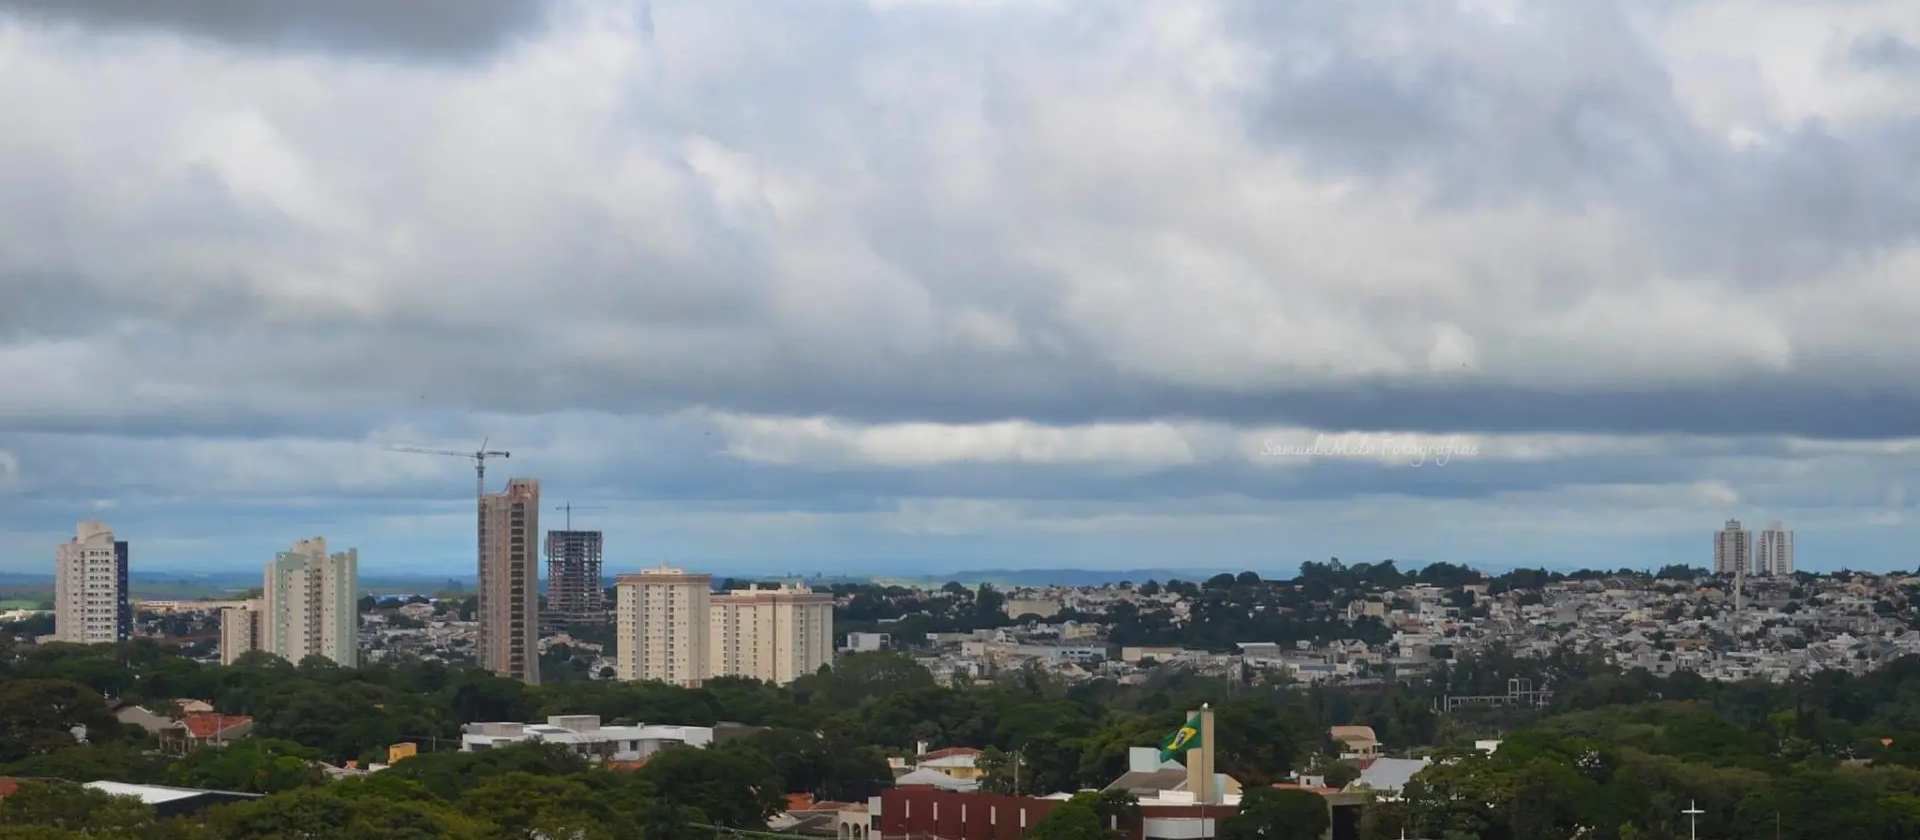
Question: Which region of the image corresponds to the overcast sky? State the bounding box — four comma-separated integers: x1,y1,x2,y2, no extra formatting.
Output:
3,0,1918,578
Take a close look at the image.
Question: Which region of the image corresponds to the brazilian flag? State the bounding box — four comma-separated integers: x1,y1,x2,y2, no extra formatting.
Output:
1159,712,1203,763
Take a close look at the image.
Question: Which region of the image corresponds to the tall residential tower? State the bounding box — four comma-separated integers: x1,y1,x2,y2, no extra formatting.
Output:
1757,521,1795,576
53,520,130,644
615,566,711,686
260,537,359,667
220,601,262,665
1713,519,1752,577
710,582,834,685
480,478,541,684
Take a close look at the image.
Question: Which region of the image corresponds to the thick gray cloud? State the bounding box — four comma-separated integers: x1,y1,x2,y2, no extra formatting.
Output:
1851,32,1920,74
2,0,1919,573
0,0,556,61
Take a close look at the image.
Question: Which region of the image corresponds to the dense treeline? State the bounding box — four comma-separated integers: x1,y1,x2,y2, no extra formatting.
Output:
19,609,1920,838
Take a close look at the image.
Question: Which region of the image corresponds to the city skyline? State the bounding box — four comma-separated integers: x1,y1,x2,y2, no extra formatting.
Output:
4,0,1920,575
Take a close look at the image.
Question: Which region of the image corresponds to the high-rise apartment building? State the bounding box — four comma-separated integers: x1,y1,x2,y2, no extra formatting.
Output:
546,530,605,630
480,478,541,684
1757,521,1795,576
710,583,834,685
1714,519,1752,577
220,600,262,664
53,520,131,644
260,538,359,667
614,566,711,686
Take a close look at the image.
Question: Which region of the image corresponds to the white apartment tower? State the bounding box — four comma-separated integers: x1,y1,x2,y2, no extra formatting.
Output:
710,583,834,686
615,566,712,687
1713,519,1752,577
1757,521,1795,576
53,520,131,644
260,537,360,667
220,600,262,664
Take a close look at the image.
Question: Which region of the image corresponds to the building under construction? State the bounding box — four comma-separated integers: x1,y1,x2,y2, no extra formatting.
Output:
545,530,606,630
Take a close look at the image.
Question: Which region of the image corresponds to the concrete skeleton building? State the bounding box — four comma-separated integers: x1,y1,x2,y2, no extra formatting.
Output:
53,520,132,645
615,566,711,686
252,537,359,667
545,529,605,629
615,569,837,687
480,478,542,684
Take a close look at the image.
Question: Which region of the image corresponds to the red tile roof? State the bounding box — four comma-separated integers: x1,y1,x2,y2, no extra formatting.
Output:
182,713,252,739
0,778,21,800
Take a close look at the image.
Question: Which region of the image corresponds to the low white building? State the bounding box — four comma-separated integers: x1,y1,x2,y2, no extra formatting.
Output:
461,714,712,763
847,632,891,652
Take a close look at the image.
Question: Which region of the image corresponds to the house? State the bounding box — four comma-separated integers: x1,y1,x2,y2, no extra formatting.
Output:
1104,748,1242,803
113,704,181,736
0,778,261,819
1344,757,1430,801
461,715,713,763
83,781,262,818
893,767,979,792
914,746,984,781
1329,726,1379,760
182,714,253,743
112,703,252,753
769,794,860,836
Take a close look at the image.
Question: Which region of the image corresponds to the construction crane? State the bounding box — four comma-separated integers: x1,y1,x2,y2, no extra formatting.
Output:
554,503,608,531
388,438,511,498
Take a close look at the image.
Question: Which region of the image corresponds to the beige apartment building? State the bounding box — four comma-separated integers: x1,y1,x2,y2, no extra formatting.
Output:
615,570,835,687
220,600,262,664
1714,519,1752,576
710,583,834,685
259,537,359,667
53,520,131,644
615,566,711,686
480,478,541,684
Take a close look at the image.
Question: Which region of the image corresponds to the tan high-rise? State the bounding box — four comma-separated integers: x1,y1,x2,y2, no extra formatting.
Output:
221,600,262,664
53,520,130,645
1714,519,1752,577
710,583,834,685
481,478,541,684
615,566,711,686
260,538,359,667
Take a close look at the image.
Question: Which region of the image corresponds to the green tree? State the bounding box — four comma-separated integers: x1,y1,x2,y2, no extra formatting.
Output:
0,679,121,763
458,772,618,840
636,746,785,828
1221,787,1330,840
1027,792,1121,840
167,737,326,793
0,779,155,835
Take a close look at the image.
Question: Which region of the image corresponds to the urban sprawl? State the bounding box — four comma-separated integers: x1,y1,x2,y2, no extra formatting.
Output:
14,503,1920,839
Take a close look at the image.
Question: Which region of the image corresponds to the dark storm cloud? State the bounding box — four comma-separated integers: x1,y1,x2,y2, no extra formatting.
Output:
1851,32,1920,74
0,0,554,61
1233,3,1920,289
5,0,1920,574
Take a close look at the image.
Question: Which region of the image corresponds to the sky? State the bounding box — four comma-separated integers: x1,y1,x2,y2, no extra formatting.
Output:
2,0,1919,578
